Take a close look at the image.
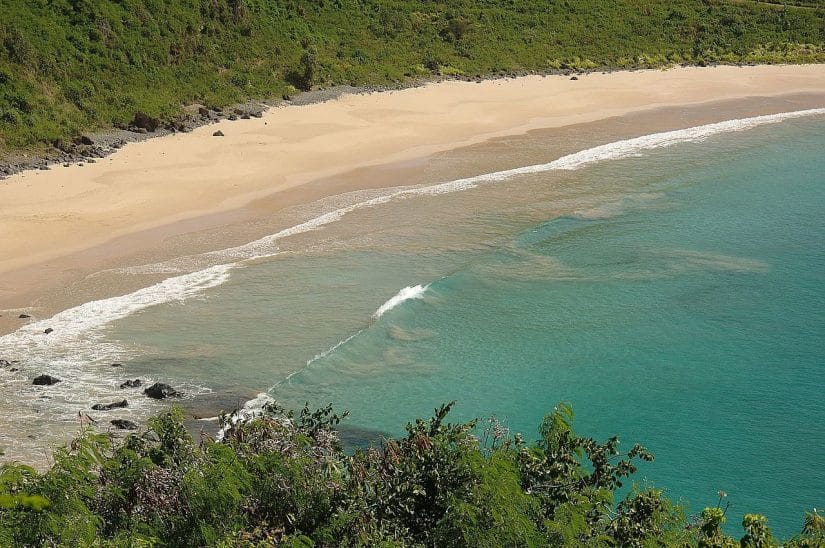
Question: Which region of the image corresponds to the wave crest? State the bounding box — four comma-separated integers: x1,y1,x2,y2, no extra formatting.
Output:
373,284,430,319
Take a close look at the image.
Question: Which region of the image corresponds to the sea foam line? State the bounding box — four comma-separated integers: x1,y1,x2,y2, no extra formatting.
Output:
0,264,234,351
203,107,825,264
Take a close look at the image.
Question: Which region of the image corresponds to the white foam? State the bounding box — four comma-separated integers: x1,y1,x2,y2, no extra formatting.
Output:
373,284,430,319
0,263,233,351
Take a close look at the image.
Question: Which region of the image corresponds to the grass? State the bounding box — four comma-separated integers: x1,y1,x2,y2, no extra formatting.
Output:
0,0,823,156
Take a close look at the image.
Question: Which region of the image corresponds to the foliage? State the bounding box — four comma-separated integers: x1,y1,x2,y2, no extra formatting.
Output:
0,0,823,154
0,402,821,546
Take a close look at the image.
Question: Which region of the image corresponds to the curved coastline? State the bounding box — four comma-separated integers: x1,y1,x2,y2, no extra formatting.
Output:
1,65,825,325
2,101,825,467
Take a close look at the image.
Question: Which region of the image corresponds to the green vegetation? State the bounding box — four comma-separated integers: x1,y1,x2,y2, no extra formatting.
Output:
1,0,824,155
0,402,822,546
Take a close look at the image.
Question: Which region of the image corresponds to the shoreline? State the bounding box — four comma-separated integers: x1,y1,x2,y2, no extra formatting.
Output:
1,84,824,468
1,65,825,332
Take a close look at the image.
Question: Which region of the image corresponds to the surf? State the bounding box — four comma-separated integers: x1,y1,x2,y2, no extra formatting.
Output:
372,284,430,319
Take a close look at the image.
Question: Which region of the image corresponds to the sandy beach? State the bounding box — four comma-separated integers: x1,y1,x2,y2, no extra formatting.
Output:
1,64,825,323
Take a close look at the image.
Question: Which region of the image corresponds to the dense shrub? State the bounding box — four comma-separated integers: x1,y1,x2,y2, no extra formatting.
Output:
0,402,822,546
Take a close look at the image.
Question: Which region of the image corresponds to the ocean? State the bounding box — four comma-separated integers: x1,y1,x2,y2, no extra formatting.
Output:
1,108,823,537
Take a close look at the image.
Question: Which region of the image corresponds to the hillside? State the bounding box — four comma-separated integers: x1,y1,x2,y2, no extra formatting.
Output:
0,0,823,158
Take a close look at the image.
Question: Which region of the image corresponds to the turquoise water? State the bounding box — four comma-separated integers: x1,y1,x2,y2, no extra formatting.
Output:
261,120,825,534
8,114,822,536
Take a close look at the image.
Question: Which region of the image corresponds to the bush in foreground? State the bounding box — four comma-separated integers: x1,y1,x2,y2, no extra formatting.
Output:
0,402,822,546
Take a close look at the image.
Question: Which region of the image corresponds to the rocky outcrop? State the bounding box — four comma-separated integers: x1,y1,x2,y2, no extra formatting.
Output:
32,374,60,386
120,379,143,389
111,419,138,430
92,399,128,411
130,111,160,132
144,383,181,399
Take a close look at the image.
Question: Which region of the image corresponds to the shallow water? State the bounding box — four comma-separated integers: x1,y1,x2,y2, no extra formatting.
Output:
2,110,823,536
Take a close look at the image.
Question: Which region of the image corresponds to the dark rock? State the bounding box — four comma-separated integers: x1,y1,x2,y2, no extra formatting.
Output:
251,111,263,118
87,158,96,163
228,114,238,121
53,139,72,152
120,379,142,389
144,382,181,399
63,163,70,168
0,359,10,367
213,130,225,137
9,368,19,372
39,165,50,171
241,113,251,119
33,374,60,386
73,135,94,146
111,419,138,430
570,76,579,80
92,399,128,411
198,106,210,117
18,314,31,319
44,328,54,334
111,363,123,367
131,111,160,132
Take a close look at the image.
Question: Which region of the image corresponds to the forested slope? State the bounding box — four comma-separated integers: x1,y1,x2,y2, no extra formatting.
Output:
0,0,823,154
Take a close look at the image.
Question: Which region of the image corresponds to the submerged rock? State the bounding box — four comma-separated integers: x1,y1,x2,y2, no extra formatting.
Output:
44,328,54,334
144,383,181,399
120,379,143,389
92,399,128,411
32,375,60,386
111,419,138,430
18,314,31,319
